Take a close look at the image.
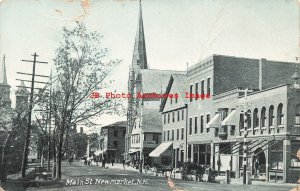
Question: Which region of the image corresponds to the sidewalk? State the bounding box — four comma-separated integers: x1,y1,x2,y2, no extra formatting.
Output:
222,176,299,187
79,161,140,172
107,163,138,171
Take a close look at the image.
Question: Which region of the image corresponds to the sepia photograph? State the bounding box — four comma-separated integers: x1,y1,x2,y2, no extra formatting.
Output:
0,0,300,190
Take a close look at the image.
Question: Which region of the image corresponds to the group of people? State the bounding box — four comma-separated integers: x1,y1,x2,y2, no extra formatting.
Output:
67,154,128,170
80,155,120,168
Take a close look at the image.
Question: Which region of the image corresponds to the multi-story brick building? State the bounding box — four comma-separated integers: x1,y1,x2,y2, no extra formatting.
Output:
96,121,126,163
152,54,299,183
209,81,300,183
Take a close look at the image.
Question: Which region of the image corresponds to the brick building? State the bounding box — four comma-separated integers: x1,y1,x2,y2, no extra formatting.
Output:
209,82,300,183
95,121,126,163
154,54,299,183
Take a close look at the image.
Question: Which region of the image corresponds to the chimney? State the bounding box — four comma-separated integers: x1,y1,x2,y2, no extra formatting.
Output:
259,58,266,90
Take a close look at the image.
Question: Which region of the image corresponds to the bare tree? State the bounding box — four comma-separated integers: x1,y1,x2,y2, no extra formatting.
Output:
51,22,123,179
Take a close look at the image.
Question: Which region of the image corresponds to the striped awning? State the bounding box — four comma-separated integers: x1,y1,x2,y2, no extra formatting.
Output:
221,110,236,126
149,142,173,157
206,113,220,128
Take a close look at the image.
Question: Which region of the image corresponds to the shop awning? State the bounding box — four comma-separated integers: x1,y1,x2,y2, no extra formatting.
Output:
206,113,220,128
129,148,140,154
221,110,236,126
149,142,172,157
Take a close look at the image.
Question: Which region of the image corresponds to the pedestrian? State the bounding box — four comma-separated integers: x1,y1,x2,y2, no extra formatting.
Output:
87,156,91,165
254,159,259,178
68,156,73,165
122,159,125,170
112,158,115,166
101,158,105,168
96,156,99,166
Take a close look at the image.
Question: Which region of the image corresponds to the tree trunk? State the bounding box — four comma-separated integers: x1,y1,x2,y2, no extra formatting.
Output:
47,135,51,171
56,128,64,179
52,138,56,179
40,148,44,167
0,134,11,182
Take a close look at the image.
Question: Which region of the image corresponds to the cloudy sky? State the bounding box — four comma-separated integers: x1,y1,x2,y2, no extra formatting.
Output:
0,0,299,131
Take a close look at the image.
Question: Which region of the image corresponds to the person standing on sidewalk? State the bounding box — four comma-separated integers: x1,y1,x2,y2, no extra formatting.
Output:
112,158,115,166
254,159,259,178
103,157,106,168
122,159,125,170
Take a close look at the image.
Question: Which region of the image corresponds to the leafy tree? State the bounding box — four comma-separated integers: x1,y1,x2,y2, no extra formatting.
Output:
51,21,123,179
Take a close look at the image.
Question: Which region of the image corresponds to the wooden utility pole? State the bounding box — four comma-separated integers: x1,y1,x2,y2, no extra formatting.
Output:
47,70,52,171
237,88,253,185
20,53,48,178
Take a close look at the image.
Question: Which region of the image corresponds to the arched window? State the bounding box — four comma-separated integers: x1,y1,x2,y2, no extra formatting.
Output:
246,109,252,129
277,103,284,126
239,113,244,130
269,106,275,126
253,108,259,128
261,107,266,127
296,104,300,125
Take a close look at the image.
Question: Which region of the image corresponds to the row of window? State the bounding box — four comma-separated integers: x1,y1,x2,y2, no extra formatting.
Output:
189,114,210,135
189,78,211,102
239,104,285,130
131,134,140,144
163,128,184,141
163,109,185,124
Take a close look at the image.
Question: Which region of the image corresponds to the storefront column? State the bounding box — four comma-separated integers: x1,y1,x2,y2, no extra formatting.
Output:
265,143,269,182
283,139,291,183
175,148,178,169
210,143,214,169
235,154,239,178
215,144,220,172
191,144,194,163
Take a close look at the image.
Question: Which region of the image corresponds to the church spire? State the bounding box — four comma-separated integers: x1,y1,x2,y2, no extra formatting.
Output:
132,0,148,70
0,55,8,85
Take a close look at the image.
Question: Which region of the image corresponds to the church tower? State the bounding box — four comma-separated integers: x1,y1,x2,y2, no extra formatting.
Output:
125,0,148,160
0,55,12,109
15,80,30,116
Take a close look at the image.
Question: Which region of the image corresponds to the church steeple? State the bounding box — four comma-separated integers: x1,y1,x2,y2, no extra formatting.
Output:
132,0,148,70
0,54,11,109
0,55,8,85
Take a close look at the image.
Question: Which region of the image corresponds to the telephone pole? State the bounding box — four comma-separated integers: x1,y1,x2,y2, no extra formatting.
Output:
237,88,253,184
20,53,48,178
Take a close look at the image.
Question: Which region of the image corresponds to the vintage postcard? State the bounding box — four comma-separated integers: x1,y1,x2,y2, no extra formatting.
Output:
0,0,300,190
